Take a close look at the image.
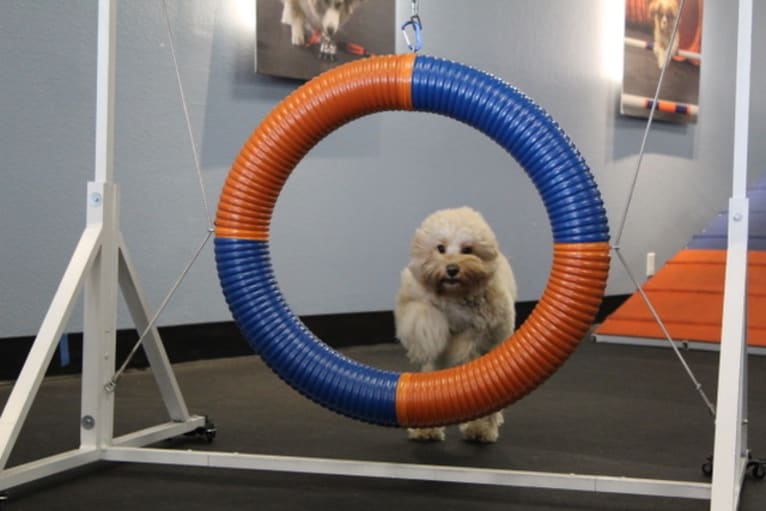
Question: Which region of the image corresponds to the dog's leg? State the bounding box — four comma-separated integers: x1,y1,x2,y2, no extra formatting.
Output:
670,36,679,64
441,331,481,368
280,1,292,24
407,427,446,442
459,410,504,443
290,18,306,45
441,331,504,443
395,300,449,367
652,29,664,68
406,360,447,442
655,45,666,68
282,1,306,46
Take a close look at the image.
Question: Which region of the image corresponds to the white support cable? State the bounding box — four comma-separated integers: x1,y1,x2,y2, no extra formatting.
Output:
160,0,214,229
607,0,717,419
410,0,420,18
105,228,214,392
612,248,717,416
104,0,223,387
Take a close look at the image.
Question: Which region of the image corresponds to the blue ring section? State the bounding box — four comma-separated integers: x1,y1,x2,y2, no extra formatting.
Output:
214,237,400,426
411,56,609,244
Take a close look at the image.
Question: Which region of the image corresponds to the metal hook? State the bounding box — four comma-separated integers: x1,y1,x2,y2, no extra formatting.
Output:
401,15,422,52
401,0,422,52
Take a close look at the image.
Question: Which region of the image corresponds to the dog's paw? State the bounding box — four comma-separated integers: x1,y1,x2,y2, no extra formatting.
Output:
290,27,305,46
654,47,666,68
459,423,499,443
407,427,446,442
459,413,503,443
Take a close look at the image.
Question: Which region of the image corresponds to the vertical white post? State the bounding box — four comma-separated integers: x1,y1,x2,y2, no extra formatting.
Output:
80,183,119,448
94,0,116,184
710,0,753,509
80,0,119,449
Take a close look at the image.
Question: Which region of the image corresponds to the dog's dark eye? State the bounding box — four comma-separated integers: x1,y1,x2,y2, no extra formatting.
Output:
437,244,446,254
461,246,473,255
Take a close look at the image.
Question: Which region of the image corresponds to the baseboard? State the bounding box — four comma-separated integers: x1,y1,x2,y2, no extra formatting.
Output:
0,311,397,382
594,334,766,355
0,295,629,381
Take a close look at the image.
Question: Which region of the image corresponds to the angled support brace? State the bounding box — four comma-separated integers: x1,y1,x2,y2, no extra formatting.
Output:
0,225,102,470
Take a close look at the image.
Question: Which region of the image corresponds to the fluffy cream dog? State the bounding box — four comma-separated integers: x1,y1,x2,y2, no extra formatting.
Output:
649,0,680,69
394,207,517,443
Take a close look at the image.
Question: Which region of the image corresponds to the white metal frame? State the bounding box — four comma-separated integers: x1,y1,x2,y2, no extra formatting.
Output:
0,1,756,509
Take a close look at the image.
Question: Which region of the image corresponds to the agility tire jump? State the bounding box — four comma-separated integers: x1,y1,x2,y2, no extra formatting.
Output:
214,54,610,428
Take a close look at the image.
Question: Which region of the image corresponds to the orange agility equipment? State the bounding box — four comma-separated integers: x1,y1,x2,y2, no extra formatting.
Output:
215,54,610,427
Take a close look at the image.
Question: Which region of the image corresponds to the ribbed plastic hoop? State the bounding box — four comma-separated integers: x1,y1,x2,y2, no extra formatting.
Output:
214,54,610,427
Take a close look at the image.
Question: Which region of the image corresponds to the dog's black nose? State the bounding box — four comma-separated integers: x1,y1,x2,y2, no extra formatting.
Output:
446,264,460,277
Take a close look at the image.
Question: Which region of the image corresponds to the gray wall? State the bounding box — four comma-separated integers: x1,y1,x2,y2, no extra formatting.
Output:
1,1,764,338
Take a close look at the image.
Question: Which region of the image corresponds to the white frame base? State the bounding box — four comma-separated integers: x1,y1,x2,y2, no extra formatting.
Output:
103,447,713,500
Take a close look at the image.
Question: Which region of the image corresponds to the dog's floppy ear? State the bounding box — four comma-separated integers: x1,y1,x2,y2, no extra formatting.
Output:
648,0,658,16
670,1,680,17
476,239,499,262
409,227,429,257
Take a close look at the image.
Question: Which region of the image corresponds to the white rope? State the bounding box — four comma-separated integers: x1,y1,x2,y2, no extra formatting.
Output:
610,0,717,418
107,1,217,389
160,0,214,229
106,228,213,392
612,249,717,416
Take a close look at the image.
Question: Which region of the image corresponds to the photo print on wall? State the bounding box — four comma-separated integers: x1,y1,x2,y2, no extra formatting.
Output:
622,0,703,123
256,0,396,81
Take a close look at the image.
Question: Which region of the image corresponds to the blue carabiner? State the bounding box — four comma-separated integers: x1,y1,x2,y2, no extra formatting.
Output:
401,15,422,52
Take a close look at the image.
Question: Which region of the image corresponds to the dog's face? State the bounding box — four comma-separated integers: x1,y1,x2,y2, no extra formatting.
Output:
649,0,679,33
307,0,363,37
408,207,500,297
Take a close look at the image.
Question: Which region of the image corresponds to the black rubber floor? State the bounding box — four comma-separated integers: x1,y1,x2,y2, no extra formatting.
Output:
2,340,765,510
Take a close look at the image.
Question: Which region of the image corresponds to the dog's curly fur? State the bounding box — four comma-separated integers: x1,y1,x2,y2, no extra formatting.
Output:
394,207,517,443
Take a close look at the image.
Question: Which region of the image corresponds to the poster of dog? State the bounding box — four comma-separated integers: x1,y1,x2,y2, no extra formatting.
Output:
621,0,704,123
256,0,395,81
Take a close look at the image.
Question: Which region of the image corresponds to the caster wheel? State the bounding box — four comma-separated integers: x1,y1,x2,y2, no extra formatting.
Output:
202,416,217,443
182,416,216,443
750,461,765,480
702,456,713,477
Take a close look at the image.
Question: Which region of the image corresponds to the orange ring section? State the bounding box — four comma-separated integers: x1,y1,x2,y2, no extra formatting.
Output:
215,53,416,241
396,241,610,427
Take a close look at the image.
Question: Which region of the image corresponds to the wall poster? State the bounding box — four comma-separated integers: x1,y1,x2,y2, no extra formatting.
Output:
622,0,703,123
